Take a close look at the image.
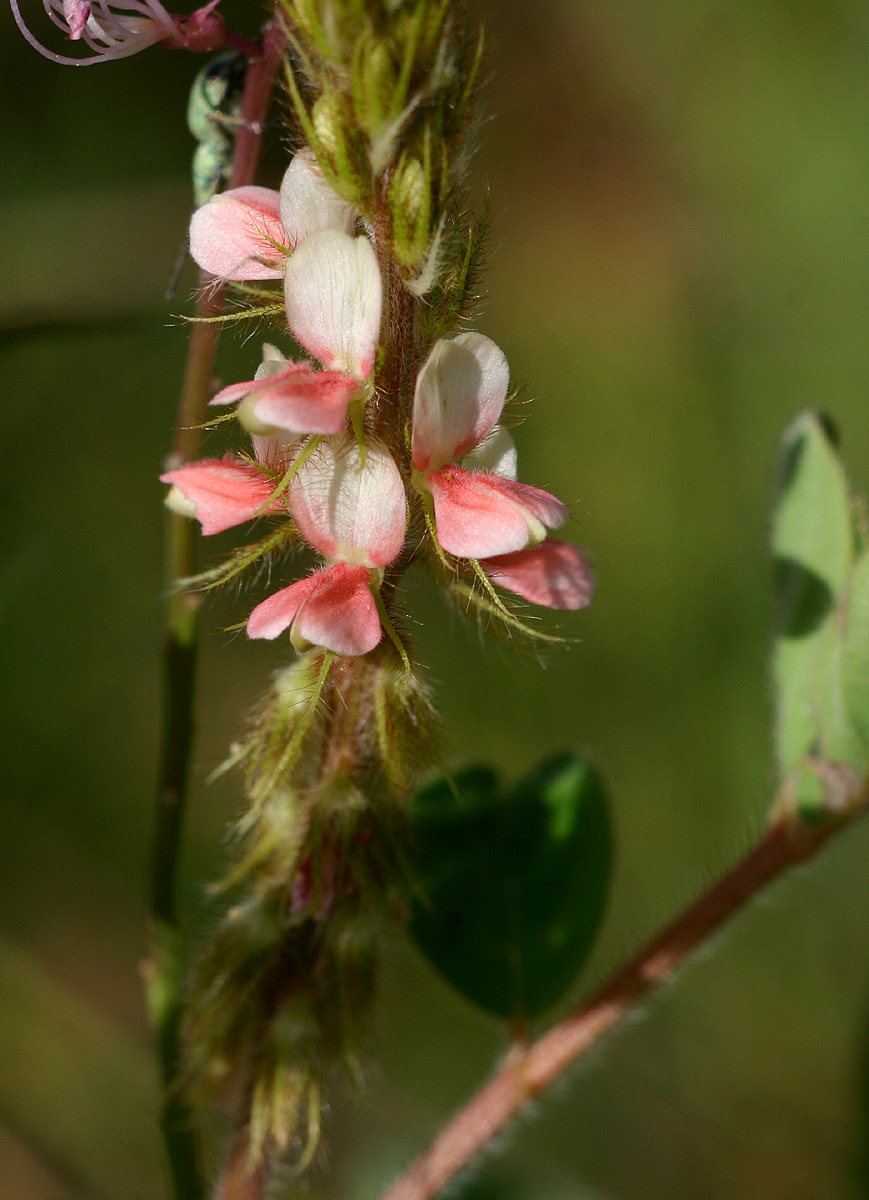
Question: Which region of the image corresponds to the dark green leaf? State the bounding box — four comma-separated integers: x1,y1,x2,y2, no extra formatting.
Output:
410,754,612,1020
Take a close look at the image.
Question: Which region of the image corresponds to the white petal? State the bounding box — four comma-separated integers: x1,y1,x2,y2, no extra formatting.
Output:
289,436,406,568
255,343,288,379
284,231,382,379
462,427,518,480
412,332,509,472
279,149,357,246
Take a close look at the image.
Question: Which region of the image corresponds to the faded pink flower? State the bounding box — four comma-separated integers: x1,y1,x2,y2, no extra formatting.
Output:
247,436,407,656
411,333,569,559
10,0,227,63
188,149,357,282
208,230,382,438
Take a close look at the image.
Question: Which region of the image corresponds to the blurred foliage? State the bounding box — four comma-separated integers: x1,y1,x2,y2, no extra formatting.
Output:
771,412,868,812
3,1,869,1198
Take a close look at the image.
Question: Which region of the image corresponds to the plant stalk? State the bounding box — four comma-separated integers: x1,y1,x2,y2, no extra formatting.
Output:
146,23,284,1200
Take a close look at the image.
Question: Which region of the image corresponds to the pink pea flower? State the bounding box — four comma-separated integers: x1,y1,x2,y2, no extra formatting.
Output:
188,149,357,282
10,0,228,64
160,456,285,536
247,436,407,657
483,539,596,610
208,230,382,437
411,333,569,559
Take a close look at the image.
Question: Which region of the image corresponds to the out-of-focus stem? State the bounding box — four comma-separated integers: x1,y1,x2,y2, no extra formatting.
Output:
213,1128,269,1200
379,781,869,1200
147,23,284,1200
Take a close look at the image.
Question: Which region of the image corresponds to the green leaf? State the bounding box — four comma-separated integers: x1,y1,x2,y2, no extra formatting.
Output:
410,753,612,1020
843,551,869,755
772,412,855,775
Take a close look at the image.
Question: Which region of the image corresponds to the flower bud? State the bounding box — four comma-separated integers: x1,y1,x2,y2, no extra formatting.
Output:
312,93,368,204
352,36,397,140
389,153,431,268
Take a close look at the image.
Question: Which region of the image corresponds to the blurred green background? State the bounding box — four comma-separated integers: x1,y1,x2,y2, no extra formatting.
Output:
3,1,869,1197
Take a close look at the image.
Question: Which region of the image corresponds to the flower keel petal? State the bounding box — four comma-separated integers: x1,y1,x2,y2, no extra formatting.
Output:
160,460,282,535
485,540,596,609
427,467,568,559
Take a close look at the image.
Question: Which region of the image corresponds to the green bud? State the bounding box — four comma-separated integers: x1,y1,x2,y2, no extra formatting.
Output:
372,656,438,793
312,92,369,204
352,35,396,139
389,152,431,268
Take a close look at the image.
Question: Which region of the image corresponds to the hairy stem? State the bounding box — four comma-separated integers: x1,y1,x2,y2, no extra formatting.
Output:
379,781,869,1200
146,23,284,1200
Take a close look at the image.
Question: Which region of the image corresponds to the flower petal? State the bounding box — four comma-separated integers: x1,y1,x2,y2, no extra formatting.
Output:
284,231,381,378
189,186,287,281
426,466,568,559
293,563,381,655
247,563,381,656
160,459,281,535
485,540,596,609
462,427,518,480
246,573,318,640
279,149,357,246
251,433,300,474
412,333,510,471
290,436,406,568
211,362,357,435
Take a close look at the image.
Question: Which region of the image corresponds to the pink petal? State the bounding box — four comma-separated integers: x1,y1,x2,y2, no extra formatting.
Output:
485,540,596,609
427,467,568,559
293,563,381,655
210,362,357,435
284,231,381,378
247,563,381,656
246,573,318,640
279,149,357,246
290,437,406,568
160,459,282,535
412,333,509,471
188,187,288,281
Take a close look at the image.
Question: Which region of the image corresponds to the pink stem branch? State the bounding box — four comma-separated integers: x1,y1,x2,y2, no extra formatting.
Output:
380,784,869,1200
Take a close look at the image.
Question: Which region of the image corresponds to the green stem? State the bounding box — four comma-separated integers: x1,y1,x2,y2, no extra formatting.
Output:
147,23,284,1200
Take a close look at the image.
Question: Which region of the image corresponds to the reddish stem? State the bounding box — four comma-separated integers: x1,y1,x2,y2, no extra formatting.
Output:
149,20,285,1200
379,788,869,1200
